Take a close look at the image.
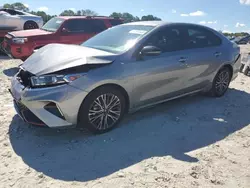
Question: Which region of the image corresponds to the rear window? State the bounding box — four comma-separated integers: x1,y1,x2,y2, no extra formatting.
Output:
64,19,107,33
187,27,222,49
109,19,123,26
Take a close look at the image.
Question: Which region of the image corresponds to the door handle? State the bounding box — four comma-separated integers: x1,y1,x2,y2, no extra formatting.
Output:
215,52,222,57
179,57,188,63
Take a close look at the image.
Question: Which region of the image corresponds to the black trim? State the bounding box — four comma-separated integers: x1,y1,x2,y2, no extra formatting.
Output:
44,102,65,120
14,100,48,127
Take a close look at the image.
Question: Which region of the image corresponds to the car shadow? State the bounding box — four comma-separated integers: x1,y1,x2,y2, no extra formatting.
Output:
3,67,19,77
9,88,250,182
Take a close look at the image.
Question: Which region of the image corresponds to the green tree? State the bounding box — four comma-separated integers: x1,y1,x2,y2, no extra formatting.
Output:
30,11,56,23
110,12,123,18
121,12,136,23
3,2,29,12
81,9,98,16
109,12,139,23
141,15,161,21
76,10,82,16
60,10,75,16
3,3,12,8
109,12,162,23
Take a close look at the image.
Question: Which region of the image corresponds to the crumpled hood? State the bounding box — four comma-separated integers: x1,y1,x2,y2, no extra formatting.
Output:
21,44,117,75
9,29,52,38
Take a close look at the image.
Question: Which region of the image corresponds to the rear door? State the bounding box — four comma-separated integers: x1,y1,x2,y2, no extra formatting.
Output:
60,19,107,45
132,26,193,107
179,25,223,91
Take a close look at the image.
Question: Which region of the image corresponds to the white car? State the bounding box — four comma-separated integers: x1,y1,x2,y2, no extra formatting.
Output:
0,8,43,30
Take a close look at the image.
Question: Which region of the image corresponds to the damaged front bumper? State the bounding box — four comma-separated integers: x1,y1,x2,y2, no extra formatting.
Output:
10,72,89,128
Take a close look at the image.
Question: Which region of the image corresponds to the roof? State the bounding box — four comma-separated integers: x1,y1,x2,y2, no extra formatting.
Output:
123,21,220,32
0,8,33,16
124,21,166,27
58,16,122,20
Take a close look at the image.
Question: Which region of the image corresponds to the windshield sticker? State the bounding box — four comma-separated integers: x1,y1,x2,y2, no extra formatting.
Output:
129,30,147,35
56,20,63,24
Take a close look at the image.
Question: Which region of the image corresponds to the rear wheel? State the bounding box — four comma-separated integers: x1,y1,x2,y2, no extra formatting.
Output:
24,21,38,30
208,67,231,97
78,86,126,134
243,66,249,76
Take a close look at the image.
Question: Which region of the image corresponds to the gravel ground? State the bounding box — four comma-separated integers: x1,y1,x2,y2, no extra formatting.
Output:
0,46,250,188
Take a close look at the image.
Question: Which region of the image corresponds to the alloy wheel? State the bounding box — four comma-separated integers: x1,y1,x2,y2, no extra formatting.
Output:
215,70,230,95
88,93,121,130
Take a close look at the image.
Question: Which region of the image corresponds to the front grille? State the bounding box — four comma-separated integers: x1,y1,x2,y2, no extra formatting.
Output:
17,69,33,87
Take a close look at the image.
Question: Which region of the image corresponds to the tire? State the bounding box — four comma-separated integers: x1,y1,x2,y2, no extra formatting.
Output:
78,86,126,134
208,67,232,97
243,66,249,76
239,64,245,73
24,21,38,30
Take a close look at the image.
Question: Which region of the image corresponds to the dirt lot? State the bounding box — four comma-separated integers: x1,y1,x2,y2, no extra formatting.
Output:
0,46,250,188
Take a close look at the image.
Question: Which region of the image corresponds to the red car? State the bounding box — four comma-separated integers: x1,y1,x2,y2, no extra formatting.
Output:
1,16,123,60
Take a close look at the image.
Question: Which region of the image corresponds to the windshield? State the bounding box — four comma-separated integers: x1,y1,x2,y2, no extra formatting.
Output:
82,25,155,54
42,18,64,32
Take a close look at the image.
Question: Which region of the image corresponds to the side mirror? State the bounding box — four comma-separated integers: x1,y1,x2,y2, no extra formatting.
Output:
62,27,70,33
141,45,161,56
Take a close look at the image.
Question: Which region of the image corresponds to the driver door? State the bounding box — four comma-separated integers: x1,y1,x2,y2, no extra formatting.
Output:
132,26,191,108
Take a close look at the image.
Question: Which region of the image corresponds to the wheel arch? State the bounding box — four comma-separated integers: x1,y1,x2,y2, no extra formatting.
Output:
221,64,233,79
76,83,130,129
23,20,38,29
77,83,130,122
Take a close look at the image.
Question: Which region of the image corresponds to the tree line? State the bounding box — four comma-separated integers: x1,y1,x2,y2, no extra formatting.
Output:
3,2,161,23
223,32,249,38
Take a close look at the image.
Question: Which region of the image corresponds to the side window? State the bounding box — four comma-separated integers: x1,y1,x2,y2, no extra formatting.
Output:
3,9,23,15
64,19,106,33
90,20,107,32
64,20,85,32
145,26,186,52
187,27,222,49
13,10,24,15
109,19,123,26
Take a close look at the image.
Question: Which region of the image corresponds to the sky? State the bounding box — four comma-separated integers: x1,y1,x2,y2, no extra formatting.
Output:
1,0,250,33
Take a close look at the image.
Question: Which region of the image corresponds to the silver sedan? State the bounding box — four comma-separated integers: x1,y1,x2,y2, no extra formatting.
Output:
10,21,241,134
0,8,43,30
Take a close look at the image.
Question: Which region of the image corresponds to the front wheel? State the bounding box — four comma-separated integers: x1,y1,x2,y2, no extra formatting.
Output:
78,87,126,134
208,67,231,97
24,21,38,30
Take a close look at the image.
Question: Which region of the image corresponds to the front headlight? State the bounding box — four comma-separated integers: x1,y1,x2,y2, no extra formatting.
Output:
12,38,28,44
30,74,83,87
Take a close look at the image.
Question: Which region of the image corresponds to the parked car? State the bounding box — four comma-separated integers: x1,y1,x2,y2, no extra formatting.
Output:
1,16,123,60
9,21,241,134
240,53,250,75
0,8,43,30
235,35,250,45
